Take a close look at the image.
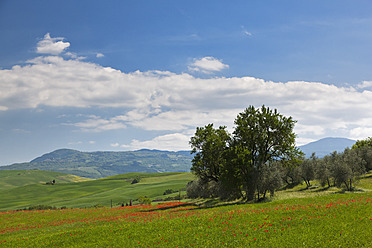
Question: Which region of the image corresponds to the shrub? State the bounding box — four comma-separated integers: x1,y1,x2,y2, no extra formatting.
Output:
137,196,151,205
131,176,141,184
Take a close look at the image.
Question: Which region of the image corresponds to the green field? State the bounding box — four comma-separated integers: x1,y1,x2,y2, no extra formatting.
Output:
0,170,90,190
0,170,195,211
1,192,371,247
1,170,372,247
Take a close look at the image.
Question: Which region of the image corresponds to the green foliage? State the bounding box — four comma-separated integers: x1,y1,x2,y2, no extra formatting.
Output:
190,124,230,183
189,105,301,201
163,189,176,195
300,153,317,188
18,204,58,211
352,137,372,149
137,196,151,205
131,176,141,184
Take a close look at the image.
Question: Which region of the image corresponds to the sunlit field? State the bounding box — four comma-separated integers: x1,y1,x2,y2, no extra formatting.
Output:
1,192,371,247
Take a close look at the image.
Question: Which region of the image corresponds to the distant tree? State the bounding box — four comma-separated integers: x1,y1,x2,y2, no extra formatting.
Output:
280,157,303,187
256,161,283,200
137,196,151,205
316,154,333,188
332,148,366,191
131,176,141,184
300,153,317,188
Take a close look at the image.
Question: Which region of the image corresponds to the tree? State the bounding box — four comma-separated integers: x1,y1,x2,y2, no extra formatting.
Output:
352,137,372,149
232,105,301,200
300,153,316,188
316,154,333,188
190,124,230,183
352,137,372,171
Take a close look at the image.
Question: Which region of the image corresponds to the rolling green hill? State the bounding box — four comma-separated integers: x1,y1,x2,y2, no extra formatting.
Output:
0,170,195,211
0,169,91,191
0,148,193,179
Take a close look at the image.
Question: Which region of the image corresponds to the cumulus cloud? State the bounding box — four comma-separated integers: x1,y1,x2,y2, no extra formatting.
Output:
188,56,229,74
1,35,372,147
36,33,70,55
121,133,191,151
96,53,104,58
65,115,127,132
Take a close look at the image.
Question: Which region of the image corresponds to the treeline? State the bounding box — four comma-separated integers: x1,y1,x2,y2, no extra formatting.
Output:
283,144,371,191
186,105,371,201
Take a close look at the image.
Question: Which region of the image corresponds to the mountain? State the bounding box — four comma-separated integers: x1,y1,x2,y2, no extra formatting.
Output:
0,149,193,179
299,137,356,158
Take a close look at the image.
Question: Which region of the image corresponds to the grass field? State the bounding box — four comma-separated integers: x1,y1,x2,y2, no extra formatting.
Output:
0,171,195,211
1,193,371,247
0,170,90,191
1,170,372,247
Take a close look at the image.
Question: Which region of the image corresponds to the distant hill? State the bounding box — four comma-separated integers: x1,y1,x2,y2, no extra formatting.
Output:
0,149,193,179
0,171,194,211
299,137,356,158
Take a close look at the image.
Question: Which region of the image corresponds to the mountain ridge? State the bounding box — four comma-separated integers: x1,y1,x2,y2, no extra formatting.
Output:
299,137,356,158
1,149,193,179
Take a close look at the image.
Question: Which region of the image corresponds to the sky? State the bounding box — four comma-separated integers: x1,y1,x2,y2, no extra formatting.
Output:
1,0,372,165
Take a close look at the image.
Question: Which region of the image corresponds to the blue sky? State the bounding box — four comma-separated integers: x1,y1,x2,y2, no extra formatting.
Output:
1,0,372,165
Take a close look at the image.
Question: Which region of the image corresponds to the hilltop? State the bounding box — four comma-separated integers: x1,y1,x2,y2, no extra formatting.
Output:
299,137,356,157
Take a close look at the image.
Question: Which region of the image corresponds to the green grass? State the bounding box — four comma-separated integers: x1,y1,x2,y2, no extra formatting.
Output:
1,171,372,247
0,193,371,247
0,170,90,191
0,171,195,211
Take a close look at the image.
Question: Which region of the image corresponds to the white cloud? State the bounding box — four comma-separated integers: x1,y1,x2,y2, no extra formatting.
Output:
96,53,104,58
357,81,372,90
188,56,229,74
2,35,372,147
36,33,70,55
121,133,191,151
65,115,127,132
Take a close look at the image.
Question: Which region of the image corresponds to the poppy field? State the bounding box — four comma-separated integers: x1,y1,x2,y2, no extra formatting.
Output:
1,192,371,247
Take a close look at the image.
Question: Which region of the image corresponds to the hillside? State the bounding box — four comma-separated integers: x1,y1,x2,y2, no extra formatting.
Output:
0,171,194,211
299,137,356,158
0,170,90,191
0,149,193,179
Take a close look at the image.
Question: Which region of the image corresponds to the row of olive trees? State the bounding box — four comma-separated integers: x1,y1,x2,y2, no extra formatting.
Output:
281,137,372,191
186,105,302,201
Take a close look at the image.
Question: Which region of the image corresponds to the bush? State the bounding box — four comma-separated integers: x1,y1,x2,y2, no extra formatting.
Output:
131,176,141,184
137,196,151,205
23,205,57,211
163,189,176,195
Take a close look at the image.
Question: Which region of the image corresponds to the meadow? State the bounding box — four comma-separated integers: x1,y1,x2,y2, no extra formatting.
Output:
1,170,372,247
1,193,371,247
0,171,194,211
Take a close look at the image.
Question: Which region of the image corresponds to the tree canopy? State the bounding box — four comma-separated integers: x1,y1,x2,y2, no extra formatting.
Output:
189,105,302,201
